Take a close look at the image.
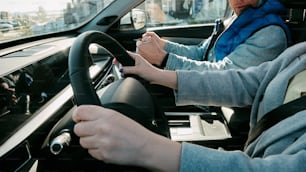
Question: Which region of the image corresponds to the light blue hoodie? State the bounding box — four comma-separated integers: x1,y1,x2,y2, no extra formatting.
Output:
176,41,306,172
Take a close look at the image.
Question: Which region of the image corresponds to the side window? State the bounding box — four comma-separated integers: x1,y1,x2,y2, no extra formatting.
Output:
139,0,228,28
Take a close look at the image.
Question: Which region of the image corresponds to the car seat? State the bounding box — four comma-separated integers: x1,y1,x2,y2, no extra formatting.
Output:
281,0,306,44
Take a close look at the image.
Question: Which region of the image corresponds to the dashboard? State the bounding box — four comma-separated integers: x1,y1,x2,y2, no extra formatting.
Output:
0,36,117,170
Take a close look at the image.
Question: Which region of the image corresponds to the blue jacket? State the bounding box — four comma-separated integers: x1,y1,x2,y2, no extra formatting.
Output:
215,0,291,61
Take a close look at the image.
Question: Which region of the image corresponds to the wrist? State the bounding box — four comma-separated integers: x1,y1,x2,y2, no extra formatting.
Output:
160,39,167,50
149,67,165,85
151,70,178,90
160,53,169,68
134,132,158,169
140,133,182,172
157,51,168,67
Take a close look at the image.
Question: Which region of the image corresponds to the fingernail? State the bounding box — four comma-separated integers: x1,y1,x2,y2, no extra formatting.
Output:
119,68,124,73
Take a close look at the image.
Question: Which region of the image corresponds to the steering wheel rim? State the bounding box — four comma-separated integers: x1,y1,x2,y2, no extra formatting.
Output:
69,31,135,106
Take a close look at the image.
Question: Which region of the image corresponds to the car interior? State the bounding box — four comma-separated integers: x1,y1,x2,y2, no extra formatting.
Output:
0,0,305,171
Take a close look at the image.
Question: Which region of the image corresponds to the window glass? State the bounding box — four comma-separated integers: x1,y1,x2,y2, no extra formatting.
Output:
0,0,115,43
140,0,228,28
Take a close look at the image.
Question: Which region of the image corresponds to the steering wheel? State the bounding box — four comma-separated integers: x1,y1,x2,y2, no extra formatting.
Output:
69,30,135,106
37,31,169,171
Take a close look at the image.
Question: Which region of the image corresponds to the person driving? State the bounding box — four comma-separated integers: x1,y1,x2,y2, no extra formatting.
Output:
136,0,291,71
72,41,306,171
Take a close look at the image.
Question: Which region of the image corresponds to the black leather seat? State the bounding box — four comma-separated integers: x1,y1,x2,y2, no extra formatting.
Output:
281,0,306,44
280,0,306,8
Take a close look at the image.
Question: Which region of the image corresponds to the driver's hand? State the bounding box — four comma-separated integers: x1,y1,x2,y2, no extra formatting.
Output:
121,51,162,84
72,105,182,172
72,105,153,166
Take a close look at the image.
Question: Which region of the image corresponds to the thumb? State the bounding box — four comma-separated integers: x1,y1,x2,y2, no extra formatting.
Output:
119,51,138,75
144,32,156,37
143,32,153,37
147,32,160,40
121,66,138,75
127,51,137,60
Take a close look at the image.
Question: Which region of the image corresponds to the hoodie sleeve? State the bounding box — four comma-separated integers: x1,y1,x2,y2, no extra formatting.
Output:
165,26,287,72
173,62,269,107
180,142,306,172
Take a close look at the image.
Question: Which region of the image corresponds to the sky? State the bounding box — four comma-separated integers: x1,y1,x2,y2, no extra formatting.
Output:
2,0,71,13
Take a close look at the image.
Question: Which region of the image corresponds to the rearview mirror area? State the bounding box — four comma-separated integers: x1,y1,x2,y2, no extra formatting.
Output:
120,9,146,31
131,9,146,30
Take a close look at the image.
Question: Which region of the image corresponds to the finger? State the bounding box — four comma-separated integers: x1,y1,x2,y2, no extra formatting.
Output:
146,32,160,40
136,39,142,47
88,148,106,161
151,37,162,48
142,35,152,43
137,37,152,47
143,32,155,37
142,32,151,38
121,66,137,75
74,120,98,137
79,135,100,149
72,105,104,122
127,51,138,60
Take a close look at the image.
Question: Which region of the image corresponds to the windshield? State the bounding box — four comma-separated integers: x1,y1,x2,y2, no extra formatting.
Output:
0,0,115,43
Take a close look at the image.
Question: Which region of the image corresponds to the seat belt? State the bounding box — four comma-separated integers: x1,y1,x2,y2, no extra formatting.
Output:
245,70,306,147
245,95,306,147
203,18,224,61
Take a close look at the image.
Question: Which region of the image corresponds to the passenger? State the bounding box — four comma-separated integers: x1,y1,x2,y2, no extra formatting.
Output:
72,42,306,172
137,0,291,71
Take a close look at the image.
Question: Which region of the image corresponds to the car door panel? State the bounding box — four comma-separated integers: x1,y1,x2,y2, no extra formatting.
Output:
150,24,214,45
